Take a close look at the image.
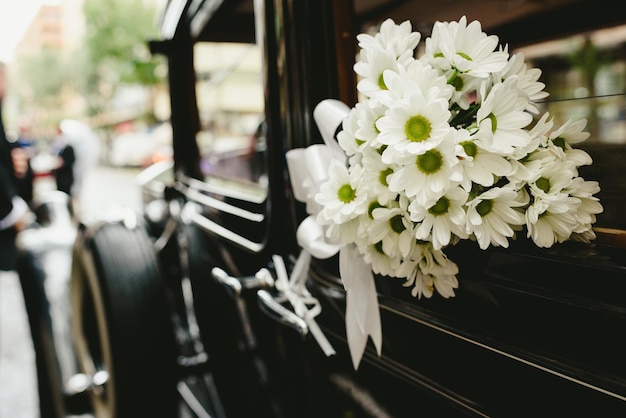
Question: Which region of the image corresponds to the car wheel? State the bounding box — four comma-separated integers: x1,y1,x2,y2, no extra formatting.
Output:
70,221,178,418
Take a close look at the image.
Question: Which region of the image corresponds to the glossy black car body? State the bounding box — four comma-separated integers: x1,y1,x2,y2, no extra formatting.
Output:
63,0,626,417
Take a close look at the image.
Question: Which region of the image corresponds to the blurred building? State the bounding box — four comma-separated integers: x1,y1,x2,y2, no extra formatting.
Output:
14,0,84,59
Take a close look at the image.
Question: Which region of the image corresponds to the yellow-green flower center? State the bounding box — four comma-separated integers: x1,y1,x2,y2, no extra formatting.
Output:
377,73,388,90
476,199,493,217
368,201,382,219
487,113,498,133
417,149,443,174
337,184,356,203
405,115,431,142
429,196,450,215
379,168,393,186
390,214,406,233
536,177,550,193
460,141,477,158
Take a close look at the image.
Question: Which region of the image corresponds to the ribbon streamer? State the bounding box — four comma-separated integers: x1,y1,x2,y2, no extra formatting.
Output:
284,99,384,369
271,254,336,357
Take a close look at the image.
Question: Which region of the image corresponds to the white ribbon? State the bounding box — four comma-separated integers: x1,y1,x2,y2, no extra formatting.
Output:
285,99,383,369
271,254,336,357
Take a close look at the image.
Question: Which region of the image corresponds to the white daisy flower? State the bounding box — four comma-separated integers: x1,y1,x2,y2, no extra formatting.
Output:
550,118,590,145
466,185,526,249
527,159,578,202
354,100,388,149
336,106,362,160
409,185,469,250
398,244,459,299
387,136,463,207
315,161,368,225
359,239,403,277
494,51,548,114
377,60,454,108
376,91,452,158
357,18,421,62
369,199,416,259
424,16,508,79
475,76,533,155
354,47,400,97
525,197,580,248
360,146,398,205
456,129,513,190
565,177,603,233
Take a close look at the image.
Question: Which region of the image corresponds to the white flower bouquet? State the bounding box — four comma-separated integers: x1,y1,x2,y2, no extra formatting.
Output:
314,16,603,301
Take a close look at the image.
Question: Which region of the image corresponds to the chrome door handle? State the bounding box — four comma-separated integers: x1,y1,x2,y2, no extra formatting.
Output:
211,267,275,297
257,289,309,337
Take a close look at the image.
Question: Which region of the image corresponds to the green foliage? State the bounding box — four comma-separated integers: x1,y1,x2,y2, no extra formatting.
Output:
77,0,165,116
12,0,166,124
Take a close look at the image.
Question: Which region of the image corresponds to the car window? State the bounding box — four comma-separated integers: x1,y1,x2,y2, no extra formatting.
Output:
516,25,626,231
193,42,267,196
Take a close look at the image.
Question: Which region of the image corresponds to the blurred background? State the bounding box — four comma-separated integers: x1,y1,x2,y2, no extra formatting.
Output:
0,1,168,417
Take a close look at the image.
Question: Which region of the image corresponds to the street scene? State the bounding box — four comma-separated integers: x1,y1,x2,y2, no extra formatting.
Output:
0,164,142,418
2,0,626,416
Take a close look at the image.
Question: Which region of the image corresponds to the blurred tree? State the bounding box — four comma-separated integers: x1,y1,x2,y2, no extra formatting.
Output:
78,0,165,120
10,0,166,132
12,48,71,126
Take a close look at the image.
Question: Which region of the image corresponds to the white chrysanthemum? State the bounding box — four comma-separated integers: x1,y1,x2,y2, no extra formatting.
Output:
527,159,578,203
425,248,459,298
354,100,388,149
377,60,454,107
357,18,420,61
475,76,533,155
525,197,580,248
466,186,527,249
424,16,508,79
354,47,400,98
315,161,368,225
397,244,459,299
494,51,548,114
360,146,398,205
358,239,403,277
369,199,416,259
508,114,554,184
456,130,513,190
409,185,469,250
565,177,603,233
337,106,362,160
550,118,590,145
387,137,463,207
376,91,452,158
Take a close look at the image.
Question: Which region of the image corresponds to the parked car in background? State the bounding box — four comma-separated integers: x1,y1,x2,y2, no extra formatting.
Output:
108,122,172,167
27,0,626,417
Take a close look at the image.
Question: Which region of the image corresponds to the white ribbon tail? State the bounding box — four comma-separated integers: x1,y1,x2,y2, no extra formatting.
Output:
340,246,382,370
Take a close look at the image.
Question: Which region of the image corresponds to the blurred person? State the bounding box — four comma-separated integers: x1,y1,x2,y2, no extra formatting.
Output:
2,61,74,418
52,119,100,217
0,61,30,271
13,117,36,204
51,125,76,198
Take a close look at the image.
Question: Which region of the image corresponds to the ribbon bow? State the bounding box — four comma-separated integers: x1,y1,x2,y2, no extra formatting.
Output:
285,99,382,369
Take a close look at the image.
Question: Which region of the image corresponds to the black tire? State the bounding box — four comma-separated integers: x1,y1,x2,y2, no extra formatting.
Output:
70,221,178,418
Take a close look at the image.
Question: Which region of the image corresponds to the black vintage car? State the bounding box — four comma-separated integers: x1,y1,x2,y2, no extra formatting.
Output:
28,0,626,417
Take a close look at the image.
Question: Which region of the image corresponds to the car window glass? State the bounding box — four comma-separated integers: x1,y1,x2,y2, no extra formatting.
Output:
194,42,267,195
516,25,626,230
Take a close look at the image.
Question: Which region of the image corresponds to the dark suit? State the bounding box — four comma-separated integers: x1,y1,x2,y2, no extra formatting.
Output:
0,101,20,270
